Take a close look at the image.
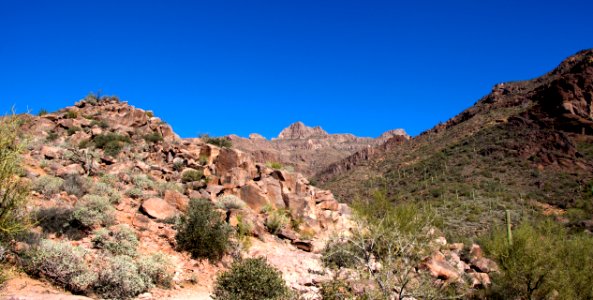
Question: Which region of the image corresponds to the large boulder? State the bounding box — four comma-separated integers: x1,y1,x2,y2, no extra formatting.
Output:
141,198,177,220
422,252,460,282
163,190,190,212
240,181,270,211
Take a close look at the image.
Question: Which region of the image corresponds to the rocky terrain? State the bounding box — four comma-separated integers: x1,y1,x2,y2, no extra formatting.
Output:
0,98,494,300
229,121,409,177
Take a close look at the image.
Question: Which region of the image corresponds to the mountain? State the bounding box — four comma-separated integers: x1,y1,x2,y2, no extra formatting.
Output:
317,49,593,239
228,121,409,177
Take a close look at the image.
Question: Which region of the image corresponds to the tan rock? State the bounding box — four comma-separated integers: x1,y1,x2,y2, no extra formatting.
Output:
141,198,177,220
470,257,499,273
164,190,190,212
41,146,60,160
262,177,285,209
56,163,84,177
240,182,269,211
469,272,491,288
422,252,460,282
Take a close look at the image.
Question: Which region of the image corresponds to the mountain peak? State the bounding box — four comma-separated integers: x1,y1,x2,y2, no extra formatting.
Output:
277,121,329,139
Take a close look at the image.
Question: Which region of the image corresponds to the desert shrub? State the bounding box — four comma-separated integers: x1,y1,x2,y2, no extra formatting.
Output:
67,126,81,136
266,162,283,170
132,174,155,189
320,278,356,300
265,210,289,235
0,114,30,240
181,169,203,183
91,182,121,204
136,253,175,288
322,239,362,269
95,255,148,299
216,195,246,210
126,187,144,199
37,108,49,116
64,110,78,119
145,111,154,118
92,225,138,257
25,239,96,293
46,131,59,142
89,119,109,129
93,133,131,156
213,257,289,300
156,181,183,197
32,175,64,197
482,220,593,299
71,195,114,228
143,132,163,144
61,173,89,197
201,134,232,148
176,198,232,261
199,155,209,165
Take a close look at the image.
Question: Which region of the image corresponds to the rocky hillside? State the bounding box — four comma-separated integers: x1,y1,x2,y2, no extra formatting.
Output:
1,98,354,299
229,121,409,177
318,49,593,239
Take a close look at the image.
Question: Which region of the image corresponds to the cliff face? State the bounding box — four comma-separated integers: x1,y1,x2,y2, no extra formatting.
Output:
229,122,409,177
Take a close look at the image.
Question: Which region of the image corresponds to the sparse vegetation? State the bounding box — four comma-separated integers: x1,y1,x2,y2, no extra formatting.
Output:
46,131,59,142
25,239,97,294
213,257,289,300
71,194,115,228
92,225,138,256
176,199,232,261
0,114,30,240
95,255,149,299
201,134,232,148
37,108,48,116
64,110,78,119
265,209,289,235
482,219,593,299
61,173,89,197
181,169,203,183
32,175,64,197
266,162,283,170
143,131,163,144
92,133,131,156
216,195,246,210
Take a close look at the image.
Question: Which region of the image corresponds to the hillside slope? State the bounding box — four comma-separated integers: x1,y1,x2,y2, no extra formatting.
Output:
319,49,593,239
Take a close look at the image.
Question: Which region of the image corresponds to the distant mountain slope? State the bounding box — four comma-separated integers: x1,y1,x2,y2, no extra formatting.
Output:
318,49,593,240
228,121,409,177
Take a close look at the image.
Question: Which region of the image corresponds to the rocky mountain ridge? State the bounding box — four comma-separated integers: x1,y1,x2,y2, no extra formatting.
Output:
229,121,409,177
318,49,593,236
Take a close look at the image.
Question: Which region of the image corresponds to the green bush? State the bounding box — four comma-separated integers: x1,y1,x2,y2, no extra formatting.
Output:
95,255,148,299
67,126,81,136
64,110,78,119
32,175,64,197
46,131,59,142
132,174,155,189
265,210,289,235
320,278,356,300
126,187,144,199
37,109,49,116
266,162,283,170
136,253,175,288
322,240,362,269
0,114,30,240
181,169,203,183
483,220,593,299
71,195,115,228
176,199,232,261
201,134,232,148
92,225,138,257
216,195,246,210
93,133,131,156
25,239,97,294
143,132,163,144
89,119,109,129
213,257,289,300
91,181,121,204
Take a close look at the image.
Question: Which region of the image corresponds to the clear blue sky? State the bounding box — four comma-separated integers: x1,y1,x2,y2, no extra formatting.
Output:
1,1,592,138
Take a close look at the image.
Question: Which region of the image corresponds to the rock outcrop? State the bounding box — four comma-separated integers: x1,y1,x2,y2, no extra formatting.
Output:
229,121,409,177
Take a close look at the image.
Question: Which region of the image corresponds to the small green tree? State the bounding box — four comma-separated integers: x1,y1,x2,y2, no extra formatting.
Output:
0,113,30,241
213,257,289,300
175,199,231,261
